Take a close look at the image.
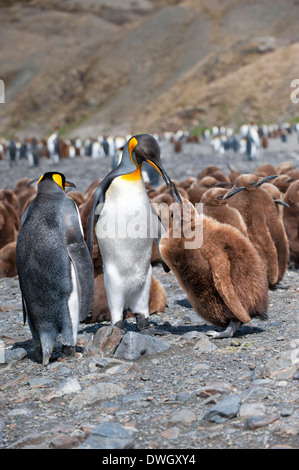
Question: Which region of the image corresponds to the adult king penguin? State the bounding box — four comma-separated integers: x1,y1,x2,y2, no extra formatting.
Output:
87,134,181,334
16,172,94,366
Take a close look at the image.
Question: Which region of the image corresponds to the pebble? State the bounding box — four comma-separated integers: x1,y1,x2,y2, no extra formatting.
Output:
245,415,280,430
238,403,266,418
264,349,299,380
49,435,80,449
193,336,218,354
161,426,181,440
197,382,233,398
45,377,81,401
167,409,197,426
175,391,195,403
105,362,134,375
204,394,242,423
2,348,27,363
69,382,126,409
78,422,135,449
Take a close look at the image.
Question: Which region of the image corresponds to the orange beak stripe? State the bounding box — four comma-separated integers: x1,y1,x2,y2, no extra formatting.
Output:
146,159,162,176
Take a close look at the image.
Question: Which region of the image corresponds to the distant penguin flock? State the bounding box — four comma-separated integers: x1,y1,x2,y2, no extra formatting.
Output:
0,133,298,364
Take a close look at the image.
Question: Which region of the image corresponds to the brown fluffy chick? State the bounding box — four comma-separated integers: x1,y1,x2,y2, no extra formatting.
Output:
283,180,299,268
12,178,37,216
159,198,268,338
261,183,290,283
0,241,17,278
226,174,283,287
254,163,277,177
272,174,297,194
89,274,167,323
0,202,18,249
188,176,228,205
200,187,248,236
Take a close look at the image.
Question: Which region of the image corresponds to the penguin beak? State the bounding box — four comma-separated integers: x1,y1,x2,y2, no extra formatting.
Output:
65,180,76,189
146,159,182,204
224,186,246,199
255,175,278,187
28,178,39,186
275,200,290,209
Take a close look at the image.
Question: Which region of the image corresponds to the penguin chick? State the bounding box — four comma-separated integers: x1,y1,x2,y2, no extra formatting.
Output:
226,173,281,287
83,178,102,201
90,274,167,323
285,168,299,180
0,202,18,249
202,169,231,185
67,190,85,207
79,188,103,276
16,172,94,366
226,164,241,185
0,189,20,230
198,165,222,180
283,180,299,268
200,187,248,236
272,174,296,194
13,178,37,215
0,241,17,278
276,161,295,175
159,198,268,338
254,163,277,177
87,134,181,335
261,183,290,283
261,183,289,216
178,177,197,191
188,176,228,205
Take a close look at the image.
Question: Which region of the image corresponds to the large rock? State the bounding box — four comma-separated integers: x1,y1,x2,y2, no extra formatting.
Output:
90,326,124,357
113,331,171,361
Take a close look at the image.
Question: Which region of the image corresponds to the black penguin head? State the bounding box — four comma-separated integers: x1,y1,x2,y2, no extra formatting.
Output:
127,134,182,203
37,172,76,192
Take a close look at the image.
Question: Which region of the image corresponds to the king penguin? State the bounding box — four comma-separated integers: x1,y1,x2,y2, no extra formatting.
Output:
16,172,94,366
87,134,181,334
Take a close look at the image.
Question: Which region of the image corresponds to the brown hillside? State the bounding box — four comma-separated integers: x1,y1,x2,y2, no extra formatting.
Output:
0,0,299,137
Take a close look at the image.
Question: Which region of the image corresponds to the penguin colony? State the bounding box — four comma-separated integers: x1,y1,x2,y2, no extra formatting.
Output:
0,134,298,363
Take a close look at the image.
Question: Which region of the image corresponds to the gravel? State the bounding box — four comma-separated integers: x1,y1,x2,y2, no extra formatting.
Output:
0,133,298,450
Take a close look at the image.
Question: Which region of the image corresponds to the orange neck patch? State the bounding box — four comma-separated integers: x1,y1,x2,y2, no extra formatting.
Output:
120,166,142,182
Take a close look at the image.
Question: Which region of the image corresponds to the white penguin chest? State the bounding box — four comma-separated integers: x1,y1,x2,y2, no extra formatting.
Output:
96,176,152,241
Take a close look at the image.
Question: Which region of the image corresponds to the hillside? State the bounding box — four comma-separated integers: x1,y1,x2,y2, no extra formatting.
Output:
1,0,299,138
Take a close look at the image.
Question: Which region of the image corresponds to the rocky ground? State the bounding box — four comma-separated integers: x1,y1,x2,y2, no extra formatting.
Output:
0,134,298,450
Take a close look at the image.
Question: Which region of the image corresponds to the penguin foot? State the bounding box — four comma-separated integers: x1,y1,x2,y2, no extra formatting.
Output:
62,345,76,358
206,320,242,339
135,314,167,336
114,320,125,330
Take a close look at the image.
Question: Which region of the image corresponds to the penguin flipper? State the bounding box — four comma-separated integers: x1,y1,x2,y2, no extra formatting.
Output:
208,249,251,323
65,229,94,322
